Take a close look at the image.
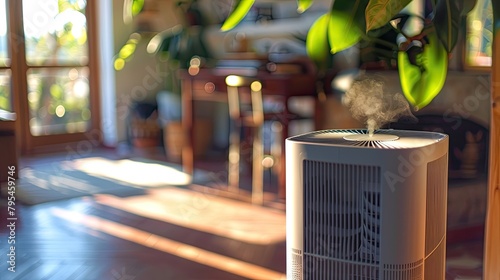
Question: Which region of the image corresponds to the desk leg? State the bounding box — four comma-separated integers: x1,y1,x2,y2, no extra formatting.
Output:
181,78,194,175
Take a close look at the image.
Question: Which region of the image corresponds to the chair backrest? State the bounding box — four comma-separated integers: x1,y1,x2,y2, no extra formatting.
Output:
225,75,264,126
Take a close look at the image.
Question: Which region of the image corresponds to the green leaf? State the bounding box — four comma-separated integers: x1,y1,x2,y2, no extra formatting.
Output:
332,0,369,32
365,0,412,31
326,0,368,53
494,0,500,28
459,0,477,15
297,0,314,13
433,0,462,52
131,0,144,16
328,10,363,54
221,0,255,31
147,25,183,54
306,13,331,67
398,31,448,109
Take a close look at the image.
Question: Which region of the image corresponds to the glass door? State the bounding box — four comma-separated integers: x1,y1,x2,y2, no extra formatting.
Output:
5,0,100,152
0,0,11,113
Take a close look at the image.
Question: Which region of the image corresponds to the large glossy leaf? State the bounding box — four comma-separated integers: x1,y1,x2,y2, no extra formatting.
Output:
297,0,314,13
459,0,478,15
132,0,144,16
398,31,448,109
328,10,363,53
326,0,368,54
365,0,412,32
494,0,500,24
427,0,475,13
306,13,331,66
433,0,467,52
221,0,255,31
332,0,369,31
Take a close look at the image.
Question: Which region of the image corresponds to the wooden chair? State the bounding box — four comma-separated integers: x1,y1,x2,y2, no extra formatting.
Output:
225,75,267,204
225,69,319,204
224,56,320,203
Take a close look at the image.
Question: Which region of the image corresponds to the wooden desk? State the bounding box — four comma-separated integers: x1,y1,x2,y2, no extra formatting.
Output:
179,67,317,198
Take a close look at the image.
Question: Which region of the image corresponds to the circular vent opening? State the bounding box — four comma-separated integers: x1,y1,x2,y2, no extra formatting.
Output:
343,134,399,142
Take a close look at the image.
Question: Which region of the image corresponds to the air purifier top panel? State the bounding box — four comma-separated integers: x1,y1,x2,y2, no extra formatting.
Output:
287,129,447,149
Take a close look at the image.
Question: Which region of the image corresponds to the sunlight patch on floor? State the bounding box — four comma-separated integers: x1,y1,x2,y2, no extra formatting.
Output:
69,157,193,186
21,168,99,193
51,208,286,280
93,187,286,245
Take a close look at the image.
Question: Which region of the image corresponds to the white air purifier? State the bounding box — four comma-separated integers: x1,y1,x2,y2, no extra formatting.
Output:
286,129,449,280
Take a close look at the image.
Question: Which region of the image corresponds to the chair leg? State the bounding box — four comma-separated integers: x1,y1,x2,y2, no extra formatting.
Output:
271,121,283,175
228,125,240,193
252,126,264,205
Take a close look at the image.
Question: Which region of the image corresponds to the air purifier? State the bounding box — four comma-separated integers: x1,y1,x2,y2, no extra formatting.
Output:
286,129,449,280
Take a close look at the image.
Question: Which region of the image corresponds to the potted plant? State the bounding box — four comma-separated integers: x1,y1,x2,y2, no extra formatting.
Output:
147,0,215,159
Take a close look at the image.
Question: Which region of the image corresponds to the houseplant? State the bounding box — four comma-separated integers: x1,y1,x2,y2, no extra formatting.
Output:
146,0,216,159
221,0,477,110
114,0,215,152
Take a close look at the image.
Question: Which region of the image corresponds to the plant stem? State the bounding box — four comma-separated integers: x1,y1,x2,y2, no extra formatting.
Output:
361,33,399,50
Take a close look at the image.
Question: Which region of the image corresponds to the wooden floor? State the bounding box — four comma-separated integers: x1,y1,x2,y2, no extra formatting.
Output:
0,145,485,279
0,196,287,280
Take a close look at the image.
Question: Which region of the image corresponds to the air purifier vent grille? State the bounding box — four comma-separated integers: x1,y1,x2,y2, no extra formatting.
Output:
425,155,448,256
382,260,423,279
302,256,379,280
291,248,303,280
303,160,381,278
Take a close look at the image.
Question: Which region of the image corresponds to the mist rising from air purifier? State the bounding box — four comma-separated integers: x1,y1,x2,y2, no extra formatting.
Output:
343,78,415,135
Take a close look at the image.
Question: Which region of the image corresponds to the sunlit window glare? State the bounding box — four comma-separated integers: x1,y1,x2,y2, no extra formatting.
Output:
73,79,89,98
0,70,11,110
467,0,493,67
0,0,9,67
22,0,89,65
27,67,91,136
22,0,59,38
0,0,6,36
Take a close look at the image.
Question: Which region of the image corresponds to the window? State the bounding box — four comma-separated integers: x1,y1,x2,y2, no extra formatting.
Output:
466,0,493,67
23,0,92,136
0,0,11,111
2,0,100,152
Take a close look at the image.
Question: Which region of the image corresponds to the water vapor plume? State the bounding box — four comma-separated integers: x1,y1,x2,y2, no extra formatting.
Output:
343,77,416,136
